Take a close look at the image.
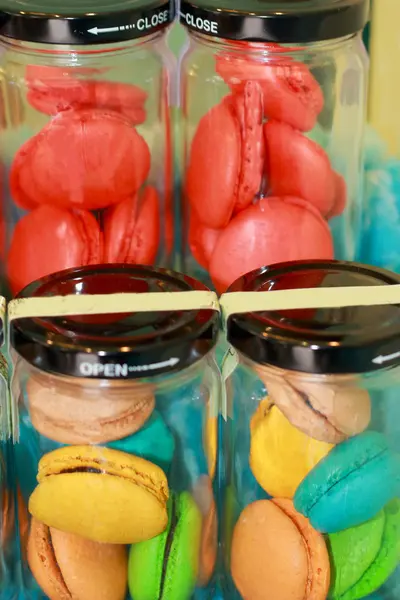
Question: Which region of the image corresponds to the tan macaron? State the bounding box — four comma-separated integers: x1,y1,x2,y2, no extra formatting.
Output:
28,518,127,600
26,370,155,444
258,366,371,444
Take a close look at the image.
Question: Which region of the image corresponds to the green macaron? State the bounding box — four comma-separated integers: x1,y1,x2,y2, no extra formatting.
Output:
328,499,400,600
128,491,202,600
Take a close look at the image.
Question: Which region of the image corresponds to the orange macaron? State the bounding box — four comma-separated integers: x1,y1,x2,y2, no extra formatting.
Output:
230,498,330,600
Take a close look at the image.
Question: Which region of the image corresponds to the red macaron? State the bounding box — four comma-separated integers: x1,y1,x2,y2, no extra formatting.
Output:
7,205,102,296
264,121,337,217
7,186,160,295
209,196,334,293
104,186,160,265
26,65,147,124
189,216,221,270
216,47,324,132
10,109,151,211
186,81,264,229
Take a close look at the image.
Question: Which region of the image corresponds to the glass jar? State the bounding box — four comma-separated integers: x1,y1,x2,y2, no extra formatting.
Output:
10,264,220,600
0,307,16,599
179,0,369,293
222,260,400,600
0,0,175,298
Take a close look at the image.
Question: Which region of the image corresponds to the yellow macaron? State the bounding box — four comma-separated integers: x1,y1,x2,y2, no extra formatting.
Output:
29,445,169,544
250,399,333,498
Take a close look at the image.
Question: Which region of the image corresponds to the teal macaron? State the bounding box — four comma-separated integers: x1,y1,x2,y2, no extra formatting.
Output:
294,431,400,532
103,410,175,473
128,491,202,599
328,499,400,599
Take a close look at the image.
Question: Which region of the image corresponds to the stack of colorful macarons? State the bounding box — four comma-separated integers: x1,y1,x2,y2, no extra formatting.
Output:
229,370,400,599
186,43,345,293
17,372,218,599
6,66,162,296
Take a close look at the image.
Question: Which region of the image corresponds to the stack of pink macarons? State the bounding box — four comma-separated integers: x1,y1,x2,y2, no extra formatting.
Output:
186,42,345,293
7,66,161,296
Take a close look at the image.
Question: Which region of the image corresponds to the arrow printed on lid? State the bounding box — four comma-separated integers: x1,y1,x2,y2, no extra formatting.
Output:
372,350,400,365
88,24,136,35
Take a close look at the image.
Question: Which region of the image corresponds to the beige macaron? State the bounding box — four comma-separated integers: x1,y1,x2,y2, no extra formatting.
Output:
25,369,155,444
257,366,371,444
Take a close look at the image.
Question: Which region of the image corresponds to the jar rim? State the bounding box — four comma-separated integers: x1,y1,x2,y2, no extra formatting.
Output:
179,0,370,44
0,0,174,45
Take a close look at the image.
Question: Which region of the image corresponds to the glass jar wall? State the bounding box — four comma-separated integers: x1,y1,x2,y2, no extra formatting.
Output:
222,260,400,600
0,0,175,298
10,265,219,600
179,0,369,293
0,341,15,600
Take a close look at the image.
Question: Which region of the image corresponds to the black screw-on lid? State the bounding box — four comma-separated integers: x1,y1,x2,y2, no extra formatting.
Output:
0,0,174,45
227,260,400,375
180,0,369,43
11,264,219,380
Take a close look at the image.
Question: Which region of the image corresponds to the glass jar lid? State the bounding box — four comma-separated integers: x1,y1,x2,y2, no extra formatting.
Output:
227,260,400,375
10,264,219,379
0,0,174,45
179,0,369,43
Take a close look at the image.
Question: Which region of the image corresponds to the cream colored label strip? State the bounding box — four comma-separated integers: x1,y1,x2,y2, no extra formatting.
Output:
8,291,220,321
0,296,5,326
220,285,400,321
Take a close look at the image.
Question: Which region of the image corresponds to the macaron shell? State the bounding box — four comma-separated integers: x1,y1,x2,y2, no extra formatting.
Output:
51,527,128,600
29,446,169,544
340,500,400,600
7,205,101,296
186,101,240,229
216,50,324,131
294,432,400,533
126,186,160,264
264,371,371,444
231,499,309,600
272,498,330,600
290,378,371,442
128,492,202,600
260,372,343,444
250,400,333,498
189,217,221,270
10,134,40,209
26,372,155,444
26,65,147,123
161,492,202,599
29,472,168,544
205,415,217,480
229,81,264,214
209,196,334,293
28,519,70,600
11,109,151,211
104,186,160,265
108,410,175,474
328,510,385,598
264,120,335,216
198,493,217,587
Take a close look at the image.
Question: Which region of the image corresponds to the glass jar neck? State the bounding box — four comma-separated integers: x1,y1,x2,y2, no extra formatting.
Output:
187,29,361,56
0,31,164,58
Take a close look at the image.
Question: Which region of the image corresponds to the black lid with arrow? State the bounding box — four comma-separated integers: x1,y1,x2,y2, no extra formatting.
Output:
0,0,174,45
226,260,400,375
